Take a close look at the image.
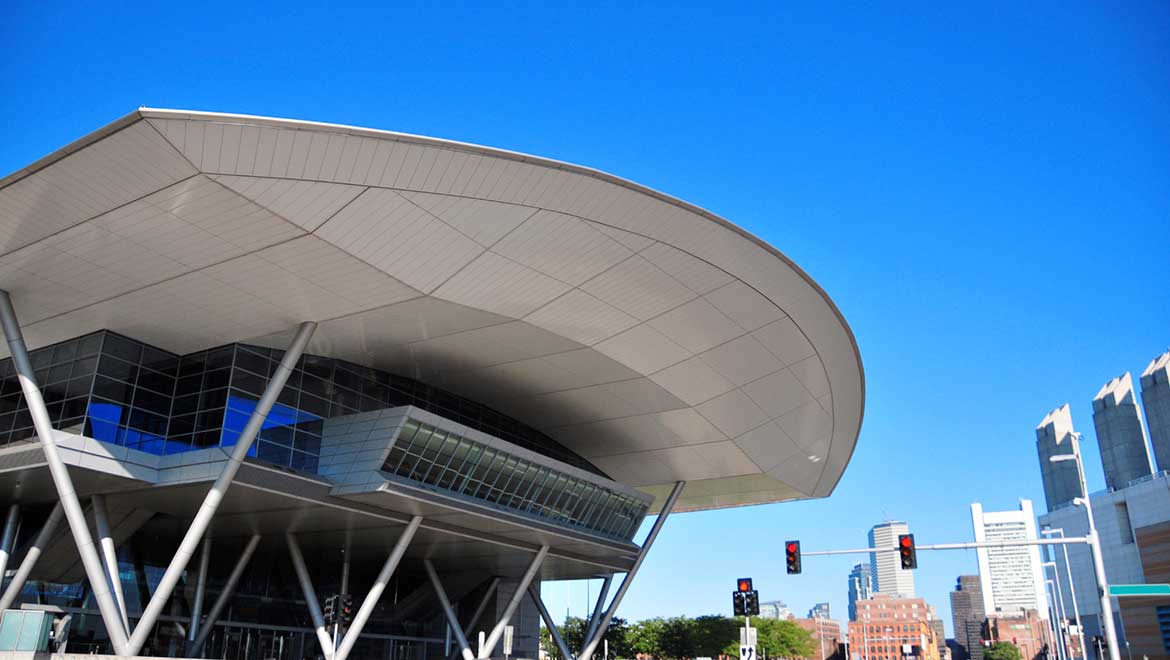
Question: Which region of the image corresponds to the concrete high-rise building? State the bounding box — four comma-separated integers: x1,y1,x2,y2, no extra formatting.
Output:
1036,405,1082,511
1093,373,1155,490
848,562,873,621
809,602,831,619
869,521,915,597
759,600,794,620
1140,351,1170,473
971,500,1047,619
950,575,985,660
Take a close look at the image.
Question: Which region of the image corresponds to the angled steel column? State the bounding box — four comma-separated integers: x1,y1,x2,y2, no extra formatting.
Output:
0,291,131,655
528,583,573,660
480,545,548,659
126,321,317,655
334,516,422,660
288,531,335,658
188,537,212,642
426,560,477,660
579,481,685,660
583,575,613,646
189,534,260,656
91,495,129,635
0,502,64,611
448,578,501,660
0,504,19,583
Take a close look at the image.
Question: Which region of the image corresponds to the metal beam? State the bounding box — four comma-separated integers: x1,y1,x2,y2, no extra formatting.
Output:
189,534,261,656
426,560,477,660
0,505,19,585
448,578,501,660
91,495,129,636
288,531,335,658
334,516,422,660
0,291,131,655
583,576,612,646
188,537,212,642
579,481,685,660
528,583,573,660
125,320,316,655
0,503,64,611
480,545,548,659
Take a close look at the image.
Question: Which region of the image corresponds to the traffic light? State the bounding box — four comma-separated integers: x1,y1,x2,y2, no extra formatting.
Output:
744,590,760,616
340,594,354,628
323,594,337,625
898,534,917,569
786,540,801,574
737,577,753,592
732,590,747,616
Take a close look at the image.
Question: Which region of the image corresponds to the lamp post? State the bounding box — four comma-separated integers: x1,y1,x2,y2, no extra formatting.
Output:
1050,432,1121,660
1043,528,1086,660
1045,562,1071,660
1046,578,1067,660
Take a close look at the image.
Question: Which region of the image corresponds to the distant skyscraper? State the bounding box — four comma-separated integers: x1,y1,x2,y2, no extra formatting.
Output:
808,602,831,619
848,562,872,621
1093,373,1155,490
1140,351,1170,473
950,575,985,660
971,500,1047,619
758,600,793,620
1036,405,1081,511
869,521,915,597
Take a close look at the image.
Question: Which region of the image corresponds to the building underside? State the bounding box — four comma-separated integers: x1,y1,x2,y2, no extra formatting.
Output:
0,109,865,659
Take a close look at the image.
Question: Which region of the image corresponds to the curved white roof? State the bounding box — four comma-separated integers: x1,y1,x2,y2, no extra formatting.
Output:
0,108,864,512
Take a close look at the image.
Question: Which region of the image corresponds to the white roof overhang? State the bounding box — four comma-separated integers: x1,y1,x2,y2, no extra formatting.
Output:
0,108,864,512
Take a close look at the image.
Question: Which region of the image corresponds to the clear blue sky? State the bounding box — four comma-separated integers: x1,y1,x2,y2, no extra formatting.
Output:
3,0,1168,638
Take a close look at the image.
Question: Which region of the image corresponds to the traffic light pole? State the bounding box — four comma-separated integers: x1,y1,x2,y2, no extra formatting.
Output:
801,536,1091,556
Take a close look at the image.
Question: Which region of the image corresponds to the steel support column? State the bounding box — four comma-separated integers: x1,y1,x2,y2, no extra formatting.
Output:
126,320,316,656
0,503,64,611
579,481,685,660
91,495,129,635
583,575,613,646
528,584,573,660
334,516,422,660
0,291,131,654
448,578,501,660
188,537,212,642
189,535,261,656
480,545,548,659
0,505,19,585
426,560,477,660
288,531,335,658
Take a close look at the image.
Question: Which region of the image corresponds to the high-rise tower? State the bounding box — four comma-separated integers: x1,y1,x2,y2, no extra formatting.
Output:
1093,373,1154,490
1140,351,1170,473
971,500,1047,619
1036,405,1081,511
869,521,915,597
848,562,872,621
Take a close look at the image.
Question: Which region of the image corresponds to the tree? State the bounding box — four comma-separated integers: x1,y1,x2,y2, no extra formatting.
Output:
658,617,695,659
983,642,1023,660
691,615,740,658
628,618,666,659
540,616,631,660
750,619,816,659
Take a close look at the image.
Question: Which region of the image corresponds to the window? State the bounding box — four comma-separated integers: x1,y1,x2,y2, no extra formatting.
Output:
381,418,649,540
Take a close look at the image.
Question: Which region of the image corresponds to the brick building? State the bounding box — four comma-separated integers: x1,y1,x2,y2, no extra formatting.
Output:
796,617,843,660
982,610,1048,660
848,594,941,660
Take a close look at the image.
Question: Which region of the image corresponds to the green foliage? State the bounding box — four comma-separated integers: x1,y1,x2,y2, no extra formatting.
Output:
540,612,816,660
983,642,1023,660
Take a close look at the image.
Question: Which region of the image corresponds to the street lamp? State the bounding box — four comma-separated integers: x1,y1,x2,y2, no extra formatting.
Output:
1046,577,1067,660
1043,528,1086,660
1050,432,1121,660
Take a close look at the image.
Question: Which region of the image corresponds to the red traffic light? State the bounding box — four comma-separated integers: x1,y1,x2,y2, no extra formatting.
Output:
900,536,913,547
787,542,797,552
737,578,753,592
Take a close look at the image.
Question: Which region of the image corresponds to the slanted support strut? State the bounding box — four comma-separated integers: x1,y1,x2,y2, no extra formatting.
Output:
0,504,19,584
189,535,261,656
583,575,613,646
448,578,501,660
426,560,477,660
0,503,64,612
188,537,212,642
579,481,685,660
479,545,548,659
288,532,335,658
125,320,317,656
334,516,422,660
529,583,573,660
0,291,131,655
91,495,129,636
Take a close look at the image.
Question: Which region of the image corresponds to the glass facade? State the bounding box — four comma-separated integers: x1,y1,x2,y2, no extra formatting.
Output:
0,330,601,477
383,418,649,540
